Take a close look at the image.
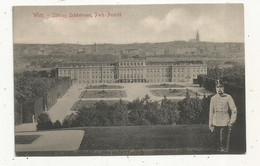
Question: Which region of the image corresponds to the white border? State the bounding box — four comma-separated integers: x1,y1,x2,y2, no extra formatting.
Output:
1,0,259,166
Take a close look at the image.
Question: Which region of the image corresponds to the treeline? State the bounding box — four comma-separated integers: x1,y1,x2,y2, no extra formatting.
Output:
37,94,212,130
14,70,71,124
198,65,245,92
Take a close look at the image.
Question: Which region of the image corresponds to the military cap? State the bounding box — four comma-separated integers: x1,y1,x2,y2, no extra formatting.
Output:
215,80,224,87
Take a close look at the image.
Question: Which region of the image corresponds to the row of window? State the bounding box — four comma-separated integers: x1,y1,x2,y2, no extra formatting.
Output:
119,69,145,72
77,80,115,84
59,72,114,76
76,78,197,84
119,62,144,66
119,74,144,79
60,73,114,79
60,72,204,79
59,67,206,74
59,71,205,76
147,74,170,77
59,69,114,73
146,79,171,82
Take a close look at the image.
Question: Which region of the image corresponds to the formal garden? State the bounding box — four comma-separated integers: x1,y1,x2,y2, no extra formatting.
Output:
150,88,200,97
79,90,127,98
85,84,124,89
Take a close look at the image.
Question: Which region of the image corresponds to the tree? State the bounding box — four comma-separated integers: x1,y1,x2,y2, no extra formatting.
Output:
92,101,112,126
185,88,190,99
14,78,34,123
62,113,77,127
160,97,179,124
62,119,71,128
109,99,128,126
143,99,160,125
177,97,202,124
128,98,150,125
36,113,53,130
200,95,212,124
53,120,62,129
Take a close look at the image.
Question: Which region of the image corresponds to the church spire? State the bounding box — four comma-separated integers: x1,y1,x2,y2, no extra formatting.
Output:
196,30,200,42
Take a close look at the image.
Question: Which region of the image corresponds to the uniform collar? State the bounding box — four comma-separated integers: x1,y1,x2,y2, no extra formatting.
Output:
217,93,227,97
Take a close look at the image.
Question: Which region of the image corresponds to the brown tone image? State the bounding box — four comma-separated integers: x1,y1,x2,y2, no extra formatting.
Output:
13,4,245,156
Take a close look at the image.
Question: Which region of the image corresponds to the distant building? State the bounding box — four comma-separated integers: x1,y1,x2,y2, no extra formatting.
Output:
77,48,85,53
57,59,207,84
164,48,169,56
190,30,200,43
196,30,200,42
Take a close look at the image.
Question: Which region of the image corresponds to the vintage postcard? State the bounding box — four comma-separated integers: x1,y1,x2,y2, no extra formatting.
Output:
13,4,245,156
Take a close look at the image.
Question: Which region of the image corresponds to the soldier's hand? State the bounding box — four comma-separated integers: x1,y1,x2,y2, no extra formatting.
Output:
209,125,214,132
227,122,233,128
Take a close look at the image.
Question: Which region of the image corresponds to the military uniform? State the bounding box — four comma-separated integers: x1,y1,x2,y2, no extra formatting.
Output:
209,93,237,151
209,93,237,126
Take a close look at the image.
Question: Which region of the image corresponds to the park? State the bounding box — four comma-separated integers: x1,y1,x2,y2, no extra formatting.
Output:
15,82,223,155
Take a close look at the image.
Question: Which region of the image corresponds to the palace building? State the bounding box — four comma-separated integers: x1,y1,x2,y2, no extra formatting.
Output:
57,59,207,84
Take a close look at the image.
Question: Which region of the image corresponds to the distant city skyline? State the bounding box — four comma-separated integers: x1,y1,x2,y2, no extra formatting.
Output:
13,4,244,44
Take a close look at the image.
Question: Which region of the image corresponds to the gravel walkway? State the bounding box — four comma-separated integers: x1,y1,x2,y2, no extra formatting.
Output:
15,130,85,152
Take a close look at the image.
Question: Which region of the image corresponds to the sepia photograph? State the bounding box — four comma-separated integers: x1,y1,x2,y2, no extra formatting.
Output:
13,4,245,156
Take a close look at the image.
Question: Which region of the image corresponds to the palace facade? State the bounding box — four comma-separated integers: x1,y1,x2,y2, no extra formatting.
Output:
57,59,207,84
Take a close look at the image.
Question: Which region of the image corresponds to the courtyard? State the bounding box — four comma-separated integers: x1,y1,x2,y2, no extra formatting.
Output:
79,90,127,98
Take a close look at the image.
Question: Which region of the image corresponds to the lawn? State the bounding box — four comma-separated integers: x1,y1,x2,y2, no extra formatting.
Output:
78,125,215,154
15,135,40,144
146,83,184,88
71,100,129,110
15,125,245,156
85,84,124,89
151,89,200,97
79,90,127,98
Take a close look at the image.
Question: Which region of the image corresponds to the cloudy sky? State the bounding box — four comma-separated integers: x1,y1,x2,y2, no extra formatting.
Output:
13,4,244,44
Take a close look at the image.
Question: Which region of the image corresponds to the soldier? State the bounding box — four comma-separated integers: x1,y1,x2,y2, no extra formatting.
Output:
209,80,237,152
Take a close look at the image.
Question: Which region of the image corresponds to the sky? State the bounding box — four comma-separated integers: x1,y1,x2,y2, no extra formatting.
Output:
13,4,244,44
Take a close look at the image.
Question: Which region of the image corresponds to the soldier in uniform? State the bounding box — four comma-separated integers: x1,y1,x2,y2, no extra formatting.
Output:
209,80,237,152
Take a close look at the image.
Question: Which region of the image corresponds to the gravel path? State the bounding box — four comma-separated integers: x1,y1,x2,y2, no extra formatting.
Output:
48,85,85,122
15,130,85,152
